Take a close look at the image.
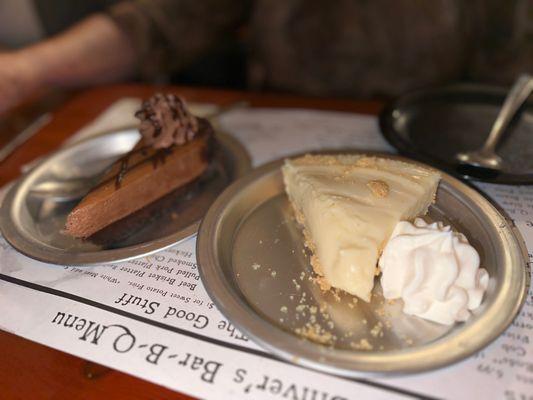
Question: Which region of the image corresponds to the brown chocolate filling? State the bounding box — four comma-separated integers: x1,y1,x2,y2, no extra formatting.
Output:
110,119,212,190
65,93,216,239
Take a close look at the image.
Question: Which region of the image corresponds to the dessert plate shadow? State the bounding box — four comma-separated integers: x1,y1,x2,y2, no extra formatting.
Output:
196,152,529,376
0,128,251,265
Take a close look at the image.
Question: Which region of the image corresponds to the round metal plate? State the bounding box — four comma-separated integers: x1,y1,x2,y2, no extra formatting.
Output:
379,84,533,184
197,153,529,376
0,128,250,265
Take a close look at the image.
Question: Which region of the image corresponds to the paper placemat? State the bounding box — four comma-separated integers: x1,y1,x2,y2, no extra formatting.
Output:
1,100,532,400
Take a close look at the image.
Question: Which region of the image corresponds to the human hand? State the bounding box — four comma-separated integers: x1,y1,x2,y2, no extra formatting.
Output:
0,51,41,115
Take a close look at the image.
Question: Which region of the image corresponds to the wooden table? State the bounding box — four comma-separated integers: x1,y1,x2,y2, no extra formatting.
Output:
0,84,382,399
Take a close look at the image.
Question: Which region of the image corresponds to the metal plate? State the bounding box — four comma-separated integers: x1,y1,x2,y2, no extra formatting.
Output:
379,84,533,184
0,128,250,265
197,153,529,376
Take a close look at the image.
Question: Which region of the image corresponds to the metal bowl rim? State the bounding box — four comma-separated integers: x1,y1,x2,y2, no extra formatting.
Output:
0,128,251,266
196,151,529,376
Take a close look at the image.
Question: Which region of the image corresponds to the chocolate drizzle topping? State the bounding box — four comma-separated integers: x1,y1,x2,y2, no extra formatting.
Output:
135,93,199,150
114,94,201,188
116,156,129,189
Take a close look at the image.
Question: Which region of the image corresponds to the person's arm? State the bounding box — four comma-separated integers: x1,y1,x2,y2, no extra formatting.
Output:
31,14,137,87
0,0,251,115
0,14,137,114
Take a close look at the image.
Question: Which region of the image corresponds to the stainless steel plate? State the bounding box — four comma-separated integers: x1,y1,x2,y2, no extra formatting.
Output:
0,128,250,265
379,84,533,183
197,153,529,376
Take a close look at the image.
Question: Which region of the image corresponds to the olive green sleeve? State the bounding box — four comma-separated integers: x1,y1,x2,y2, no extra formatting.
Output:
107,0,251,79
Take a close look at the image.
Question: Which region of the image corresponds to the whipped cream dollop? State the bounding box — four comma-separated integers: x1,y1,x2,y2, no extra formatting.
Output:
135,93,199,149
379,218,489,325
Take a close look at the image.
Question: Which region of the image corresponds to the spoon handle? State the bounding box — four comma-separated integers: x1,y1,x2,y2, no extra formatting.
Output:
206,100,249,121
483,74,533,152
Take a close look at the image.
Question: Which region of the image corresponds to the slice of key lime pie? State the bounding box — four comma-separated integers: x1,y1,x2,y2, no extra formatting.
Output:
282,154,441,302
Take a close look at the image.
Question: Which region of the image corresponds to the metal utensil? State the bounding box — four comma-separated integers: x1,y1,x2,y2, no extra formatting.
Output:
196,154,528,376
0,128,251,265
456,74,533,170
205,100,249,121
22,101,249,202
29,176,98,201
0,113,52,163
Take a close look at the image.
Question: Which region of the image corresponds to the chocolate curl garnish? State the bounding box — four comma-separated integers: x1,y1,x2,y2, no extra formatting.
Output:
135,93,199,149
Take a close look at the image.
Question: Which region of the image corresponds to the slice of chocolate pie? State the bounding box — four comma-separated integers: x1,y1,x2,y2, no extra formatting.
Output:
65,94,213,239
